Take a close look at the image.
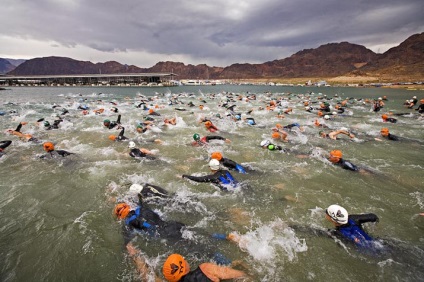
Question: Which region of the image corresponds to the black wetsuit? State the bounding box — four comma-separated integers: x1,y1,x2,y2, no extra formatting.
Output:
385,133,399,141
333,158,359,171
116,127,128,141
122,203,185,244
40,150,73,159
181,267,212,282
221,158,247,173
385,118,397,123
416,104,424,114
0,140,12,157
183,170,238,191
106,115,121,129
129,148,155,160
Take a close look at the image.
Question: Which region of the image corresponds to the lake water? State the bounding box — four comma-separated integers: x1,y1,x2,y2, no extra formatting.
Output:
0,85,423,282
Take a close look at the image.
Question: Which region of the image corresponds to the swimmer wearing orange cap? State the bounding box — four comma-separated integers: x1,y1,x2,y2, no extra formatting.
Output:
381,114,397,123
162,253,247,282
40,141,73,158
328,150,359,171
380,128,399,141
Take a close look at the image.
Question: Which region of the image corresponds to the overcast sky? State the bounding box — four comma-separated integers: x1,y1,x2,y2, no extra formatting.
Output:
1,0,423,68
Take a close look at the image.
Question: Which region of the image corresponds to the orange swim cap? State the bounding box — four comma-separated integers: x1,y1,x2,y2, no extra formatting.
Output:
43,142,55,152
205,121,212,127
211,151,223,161
149,109,154,114
114,203,130,219
420,99,424,104
272,132,281,139
109,135,116,141
330,150,343,159
163,254,190,282
381,114,388,120
275,123,283,129
380,128,389,136
318,111,324,117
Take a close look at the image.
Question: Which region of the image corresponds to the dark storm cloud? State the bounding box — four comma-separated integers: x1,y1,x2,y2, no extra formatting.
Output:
1,0,423,66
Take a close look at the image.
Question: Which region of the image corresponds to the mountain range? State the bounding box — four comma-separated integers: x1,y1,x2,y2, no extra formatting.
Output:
2,32,423,82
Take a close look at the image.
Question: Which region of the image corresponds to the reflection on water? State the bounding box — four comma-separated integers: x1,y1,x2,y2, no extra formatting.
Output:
0,86,423,281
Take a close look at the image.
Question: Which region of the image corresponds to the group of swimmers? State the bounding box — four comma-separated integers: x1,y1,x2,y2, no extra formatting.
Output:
1,90,423,281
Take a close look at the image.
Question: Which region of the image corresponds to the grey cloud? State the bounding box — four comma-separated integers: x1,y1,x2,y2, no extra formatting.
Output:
1,0,423,66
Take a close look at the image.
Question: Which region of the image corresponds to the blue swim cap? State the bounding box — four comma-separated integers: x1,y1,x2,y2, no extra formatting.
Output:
247,120,254,125
235,114,241,120
293,123,300,127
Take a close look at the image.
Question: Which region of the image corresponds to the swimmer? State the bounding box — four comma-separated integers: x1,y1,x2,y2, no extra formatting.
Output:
128,141,155,160
379,128,399,141
210,151,247,174
325,204,379,249
103,114,121,129
114,201,185,245
164,117,177,126
204,120,218,132
40,142,73,158
109,127,128,142
191,133,230,147
328,150,364,172
260,140,283,151
182,159,239,191
319,130,355,140
162,253,247,282
129,183,170,201
381,114,397,123
148,109,161,116
0,140,12,158
415,99,424,114
7,122,38,142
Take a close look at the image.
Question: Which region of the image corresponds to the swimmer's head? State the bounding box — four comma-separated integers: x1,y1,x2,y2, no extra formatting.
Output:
260,140,270,147
380,128,389,137
193,133,200,141
128,141,136,149
103,119,110,126
44,121,50,127
109,135,116,141
129,184,144,194
43,142,55,152
162,254,190,282
114,203,131,219
211,151,223,161
329,150,342,163
209,159,220,171
136,125,143,133
204,121,212,127
235,114,241,120
272,132,281,139
324,115,330,120
326,204,348,224
381,114,388,120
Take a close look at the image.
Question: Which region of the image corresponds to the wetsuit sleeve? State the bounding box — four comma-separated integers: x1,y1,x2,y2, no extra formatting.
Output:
388,134,399,141
205,136,226,142
183,173,220,184
117,115,121,124
15,123,23,132
350,214,379,225
199,263,246,282
221,158,238,169
118,127,126,139
56,150,73,157
0,140,12,150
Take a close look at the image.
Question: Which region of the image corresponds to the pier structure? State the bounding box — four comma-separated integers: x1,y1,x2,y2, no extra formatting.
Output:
0,73,178,87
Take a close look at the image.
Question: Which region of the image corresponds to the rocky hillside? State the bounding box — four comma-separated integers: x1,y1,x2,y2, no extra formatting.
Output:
0,58,17,74
5,32,424,80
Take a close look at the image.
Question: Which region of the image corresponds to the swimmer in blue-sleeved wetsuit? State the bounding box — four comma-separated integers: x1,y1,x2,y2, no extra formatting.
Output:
325,204,379,249
182,159,239,191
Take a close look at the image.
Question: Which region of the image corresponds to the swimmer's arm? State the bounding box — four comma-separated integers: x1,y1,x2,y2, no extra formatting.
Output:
126,243,161,282
199,263,248,282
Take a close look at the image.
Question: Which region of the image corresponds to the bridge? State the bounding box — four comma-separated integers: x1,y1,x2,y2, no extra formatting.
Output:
0,72,178,87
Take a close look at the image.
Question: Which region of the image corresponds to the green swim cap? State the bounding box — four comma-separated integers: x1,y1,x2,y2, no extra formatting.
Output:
193,133,200,140
103,119,110,123
44,121,50,127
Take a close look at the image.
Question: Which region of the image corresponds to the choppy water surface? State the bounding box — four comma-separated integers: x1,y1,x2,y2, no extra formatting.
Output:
0,85,423,282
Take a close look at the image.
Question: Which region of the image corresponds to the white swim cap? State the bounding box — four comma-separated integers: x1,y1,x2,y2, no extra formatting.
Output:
209,159,220,170
332,112,338,115
324,115,330,120
129,184,144,194
260,140,270,147
128,141,136,149
326,204,348,224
